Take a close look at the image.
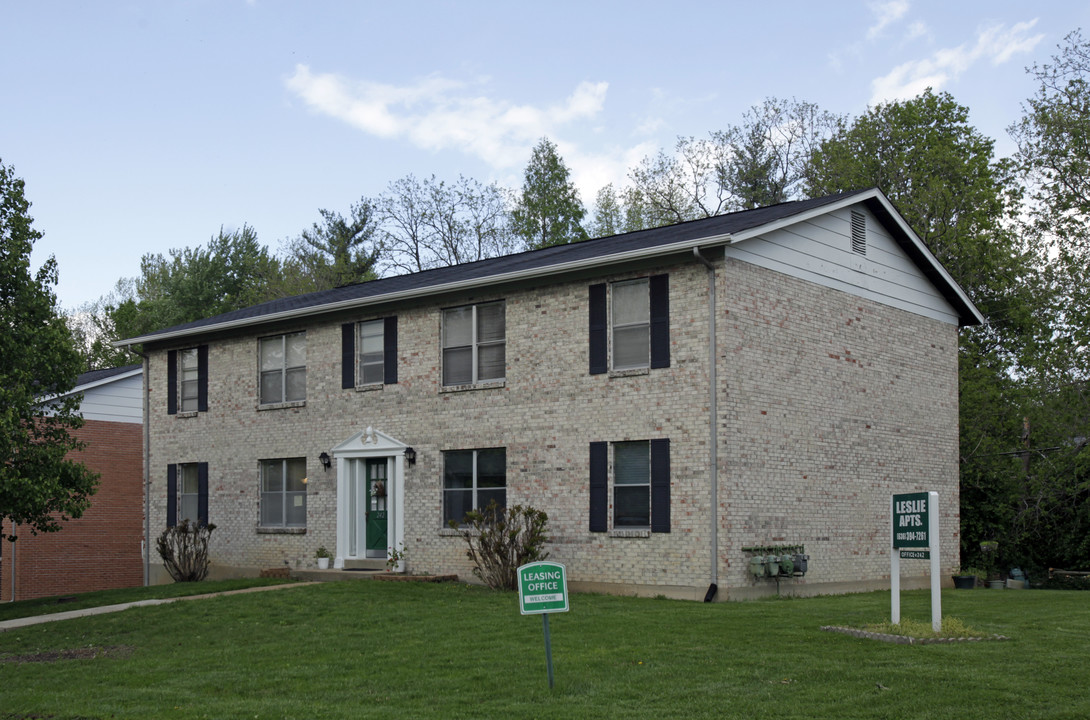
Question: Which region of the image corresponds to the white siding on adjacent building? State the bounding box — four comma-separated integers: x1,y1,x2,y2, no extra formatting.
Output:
77,373,143,423
724,204,961,325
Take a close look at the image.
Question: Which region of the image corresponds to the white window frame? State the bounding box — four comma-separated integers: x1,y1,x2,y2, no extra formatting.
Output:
179,463,200,524
441,301,505,386
179,348,200,412
259,331,306,405
259,458,308,528
610,279,650,370
442,448,507,526
613,441,651,529
357,319,385,386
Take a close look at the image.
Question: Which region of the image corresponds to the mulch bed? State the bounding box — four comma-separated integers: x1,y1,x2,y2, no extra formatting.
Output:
821,626,1009,644
372,574,458,583
0,645,135,664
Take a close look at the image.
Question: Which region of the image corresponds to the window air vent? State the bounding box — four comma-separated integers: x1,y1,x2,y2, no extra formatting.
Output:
850,210,866,256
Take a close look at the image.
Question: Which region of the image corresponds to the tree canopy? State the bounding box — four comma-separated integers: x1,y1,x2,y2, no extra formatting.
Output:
0,159,98,540
511,138,587,249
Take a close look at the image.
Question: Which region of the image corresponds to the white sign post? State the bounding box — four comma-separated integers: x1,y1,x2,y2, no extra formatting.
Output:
891,491,941,632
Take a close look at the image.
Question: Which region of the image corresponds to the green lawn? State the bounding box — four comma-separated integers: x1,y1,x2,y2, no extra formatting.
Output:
1,581,1088,719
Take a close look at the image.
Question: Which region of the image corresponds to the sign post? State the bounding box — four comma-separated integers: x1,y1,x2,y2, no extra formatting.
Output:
891,491,941,632
518,561,569,689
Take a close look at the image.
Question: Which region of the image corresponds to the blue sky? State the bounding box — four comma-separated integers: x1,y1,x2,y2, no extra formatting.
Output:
4,1,1088,310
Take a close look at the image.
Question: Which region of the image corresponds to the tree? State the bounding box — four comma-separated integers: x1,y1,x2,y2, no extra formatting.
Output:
67,278,141,371
511,138,587,249
107,224,283,343
626,98,841,229
282,199,381,291
0,159,98,541
378,174,519,274
588,184,624,238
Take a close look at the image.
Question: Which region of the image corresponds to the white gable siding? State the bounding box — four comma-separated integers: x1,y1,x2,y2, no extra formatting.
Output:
78,374,143,423
723,204,961,325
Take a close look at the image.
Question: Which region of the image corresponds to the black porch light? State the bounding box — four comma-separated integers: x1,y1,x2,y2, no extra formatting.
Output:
404,447,417,465
319,451,332,470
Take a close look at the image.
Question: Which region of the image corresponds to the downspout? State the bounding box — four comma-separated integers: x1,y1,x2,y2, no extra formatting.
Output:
693,247,718,601
128,345,151,587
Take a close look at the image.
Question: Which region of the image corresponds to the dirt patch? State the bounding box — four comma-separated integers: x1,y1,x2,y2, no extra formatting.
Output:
0,645,134,664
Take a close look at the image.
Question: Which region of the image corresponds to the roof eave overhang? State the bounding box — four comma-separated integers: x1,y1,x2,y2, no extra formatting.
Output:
114,232,736,347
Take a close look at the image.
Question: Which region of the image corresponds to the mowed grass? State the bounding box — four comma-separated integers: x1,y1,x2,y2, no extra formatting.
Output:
1,581,1088,720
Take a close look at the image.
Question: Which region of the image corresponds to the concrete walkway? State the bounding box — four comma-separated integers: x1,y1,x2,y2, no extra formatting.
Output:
0,582,319,632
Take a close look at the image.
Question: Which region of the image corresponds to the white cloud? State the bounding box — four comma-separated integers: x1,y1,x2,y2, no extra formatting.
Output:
867,0,910,41
869,19,1044,105
285,65,609,172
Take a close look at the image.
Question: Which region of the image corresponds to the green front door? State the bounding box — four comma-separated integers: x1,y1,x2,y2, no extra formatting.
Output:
365,458,388,555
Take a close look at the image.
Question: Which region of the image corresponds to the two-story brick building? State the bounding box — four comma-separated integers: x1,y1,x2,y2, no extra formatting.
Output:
119,188,981,600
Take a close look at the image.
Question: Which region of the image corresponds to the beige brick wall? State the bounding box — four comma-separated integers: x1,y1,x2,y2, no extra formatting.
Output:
147,254,960,599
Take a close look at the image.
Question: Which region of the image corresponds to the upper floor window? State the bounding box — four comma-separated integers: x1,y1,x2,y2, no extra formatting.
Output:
443,448,506,526
442,301,505,386
179,348,200,412
167,346,207,414
260,457,307,528
260,332,306,405
589,275,669,375
611,279,650,370
341,317,398,389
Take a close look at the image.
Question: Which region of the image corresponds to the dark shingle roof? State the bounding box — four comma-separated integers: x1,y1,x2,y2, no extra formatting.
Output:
123,191,871,345
75,364,142,388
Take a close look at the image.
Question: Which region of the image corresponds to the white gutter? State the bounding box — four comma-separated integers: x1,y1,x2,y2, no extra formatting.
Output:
115,232,736,347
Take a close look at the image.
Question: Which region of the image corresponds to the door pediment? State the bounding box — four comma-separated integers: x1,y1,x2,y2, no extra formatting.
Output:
331,426,407,458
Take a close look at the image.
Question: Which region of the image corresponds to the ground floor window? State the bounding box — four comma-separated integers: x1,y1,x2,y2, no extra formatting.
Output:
260,458,307,527
443,448,506,525
166,462,208,527
589,439,670,533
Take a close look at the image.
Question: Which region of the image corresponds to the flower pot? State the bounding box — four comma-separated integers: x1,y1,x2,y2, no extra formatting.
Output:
986,579,1005,589
952,575,976,589
317,557,330,570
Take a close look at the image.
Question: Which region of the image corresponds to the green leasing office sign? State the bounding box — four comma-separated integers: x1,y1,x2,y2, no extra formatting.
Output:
518,561,568,689
518,561,569,615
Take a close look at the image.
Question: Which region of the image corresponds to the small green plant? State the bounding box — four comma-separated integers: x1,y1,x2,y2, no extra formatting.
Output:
449,501,550,590
386,543,407,571
156,520,216,582
315,546,332,559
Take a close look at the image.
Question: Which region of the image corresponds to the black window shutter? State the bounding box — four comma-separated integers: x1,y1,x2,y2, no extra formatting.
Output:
650,438,671,533
167,350,178,415
197,345,209,412
650,274,670,369
384,316,398,384
588,284,607,375
166,464,177,528
197,462,209,527
341,323,355,389
589,441,608,532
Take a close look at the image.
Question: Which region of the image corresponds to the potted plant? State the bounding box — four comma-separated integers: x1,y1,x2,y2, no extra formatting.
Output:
315,546,332,570
980,541,1003,588
951,567,977,589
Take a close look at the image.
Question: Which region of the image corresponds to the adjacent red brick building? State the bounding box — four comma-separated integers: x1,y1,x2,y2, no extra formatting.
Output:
1,366,144,602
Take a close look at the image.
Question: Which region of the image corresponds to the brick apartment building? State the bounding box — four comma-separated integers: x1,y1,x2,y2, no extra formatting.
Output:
118,189,982,600
1,365,144,602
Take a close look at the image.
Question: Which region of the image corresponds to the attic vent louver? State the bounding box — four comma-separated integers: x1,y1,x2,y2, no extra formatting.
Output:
850,210,866,256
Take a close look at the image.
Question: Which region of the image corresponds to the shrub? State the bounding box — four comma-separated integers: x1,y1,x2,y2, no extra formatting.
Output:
156,520,217,582
449,501,549,590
